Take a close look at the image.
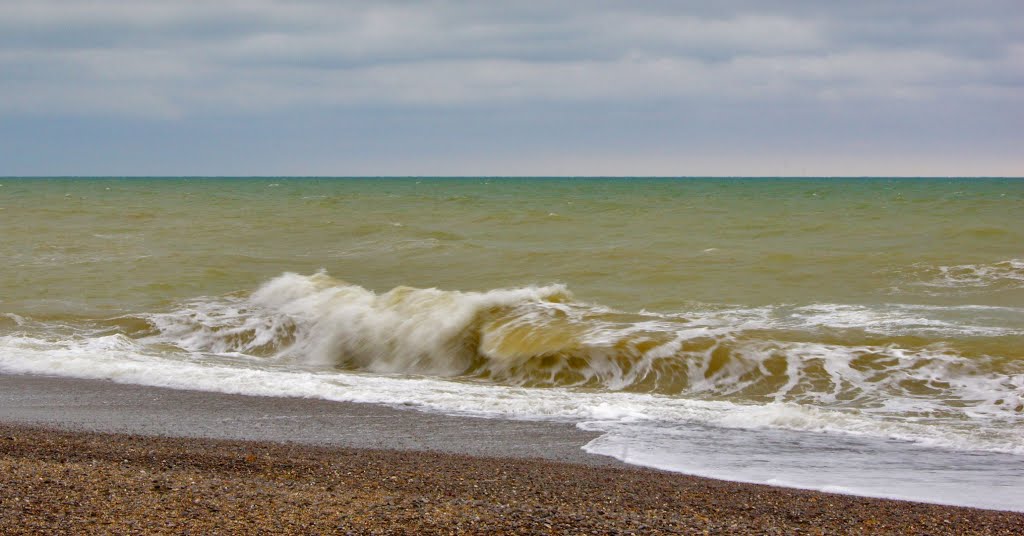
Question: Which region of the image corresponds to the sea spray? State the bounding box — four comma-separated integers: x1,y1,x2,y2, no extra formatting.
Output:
125,273,1024,420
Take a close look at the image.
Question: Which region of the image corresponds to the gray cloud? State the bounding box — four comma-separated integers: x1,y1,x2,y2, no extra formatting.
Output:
0,1,1021,174
3,1,1020,115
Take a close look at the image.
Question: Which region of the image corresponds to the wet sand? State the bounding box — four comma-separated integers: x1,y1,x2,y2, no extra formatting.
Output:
0,374,617,466
2,374,1022,534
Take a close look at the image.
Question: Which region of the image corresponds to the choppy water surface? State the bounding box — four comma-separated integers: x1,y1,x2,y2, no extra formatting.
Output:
1,177,1022,510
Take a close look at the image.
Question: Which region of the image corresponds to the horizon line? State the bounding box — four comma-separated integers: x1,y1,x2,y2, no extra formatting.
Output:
3,175,1023,180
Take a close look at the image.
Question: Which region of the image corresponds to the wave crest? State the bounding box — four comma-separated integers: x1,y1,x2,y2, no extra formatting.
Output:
132,273,1023,420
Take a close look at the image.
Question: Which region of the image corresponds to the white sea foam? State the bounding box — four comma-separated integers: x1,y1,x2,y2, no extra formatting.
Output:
676,302,1024,337
580,423,1024,512
146,271,576,374
0,331,1021,456
893,258,1024,294
931,259,1024,286
779,303,1024,337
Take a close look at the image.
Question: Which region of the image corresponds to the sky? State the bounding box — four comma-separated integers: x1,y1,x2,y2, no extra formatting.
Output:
1,1,1021,176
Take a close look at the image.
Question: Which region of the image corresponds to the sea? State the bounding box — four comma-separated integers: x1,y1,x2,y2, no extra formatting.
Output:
1,177,1022,511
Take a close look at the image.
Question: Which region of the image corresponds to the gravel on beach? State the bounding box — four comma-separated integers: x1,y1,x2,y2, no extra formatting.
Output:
1,423,1021,535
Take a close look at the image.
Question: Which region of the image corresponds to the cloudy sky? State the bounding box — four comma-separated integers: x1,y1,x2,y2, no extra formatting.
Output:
1,1,1021,176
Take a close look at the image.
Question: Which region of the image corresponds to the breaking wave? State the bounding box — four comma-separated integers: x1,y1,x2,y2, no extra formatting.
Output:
2,272,1023,461
71,272,1016,421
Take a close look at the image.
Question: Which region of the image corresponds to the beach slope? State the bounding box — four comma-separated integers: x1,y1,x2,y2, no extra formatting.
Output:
1,375,1022,534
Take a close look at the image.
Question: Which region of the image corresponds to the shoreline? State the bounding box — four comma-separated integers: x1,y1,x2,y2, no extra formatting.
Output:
2,374,1023,533
4,423,1023,534
0,373,620,467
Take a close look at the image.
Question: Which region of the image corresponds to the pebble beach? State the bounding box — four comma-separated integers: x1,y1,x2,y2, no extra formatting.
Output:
3,424,1023,534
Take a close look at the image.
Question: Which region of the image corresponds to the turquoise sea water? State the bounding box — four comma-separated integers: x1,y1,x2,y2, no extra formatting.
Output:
1,177,1022,510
